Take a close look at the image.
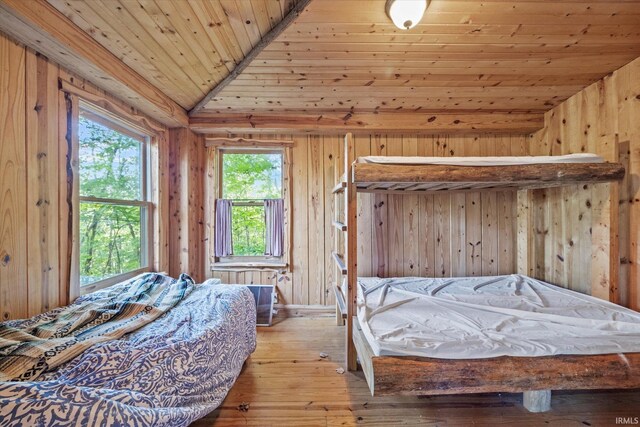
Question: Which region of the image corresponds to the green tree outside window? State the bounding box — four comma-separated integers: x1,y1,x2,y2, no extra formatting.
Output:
78,115,147,285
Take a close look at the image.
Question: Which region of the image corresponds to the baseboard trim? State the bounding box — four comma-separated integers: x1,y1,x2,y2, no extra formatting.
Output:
274,304,335,318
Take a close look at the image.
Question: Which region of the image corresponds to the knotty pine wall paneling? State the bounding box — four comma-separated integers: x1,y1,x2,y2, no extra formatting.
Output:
0,37,62,320
0,32,171,320
525,57,640,309
168,128,206,283
208,133,525,306
0,35,28,320
26,51,61,316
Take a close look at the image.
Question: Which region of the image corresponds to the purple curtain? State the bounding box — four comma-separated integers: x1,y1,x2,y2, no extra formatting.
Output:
214,199,233,257
264,199,284,257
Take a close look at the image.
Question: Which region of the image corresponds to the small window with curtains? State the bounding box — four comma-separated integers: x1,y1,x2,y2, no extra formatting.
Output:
214,148,286,266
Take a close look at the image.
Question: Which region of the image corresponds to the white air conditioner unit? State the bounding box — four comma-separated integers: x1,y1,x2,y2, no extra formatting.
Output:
246,284,276,326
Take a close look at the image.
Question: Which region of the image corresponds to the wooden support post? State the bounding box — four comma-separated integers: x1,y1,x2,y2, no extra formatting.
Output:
591,135,621,302
344,133,358,371
631,140,640,310
516,190,534,276
523,390,551,413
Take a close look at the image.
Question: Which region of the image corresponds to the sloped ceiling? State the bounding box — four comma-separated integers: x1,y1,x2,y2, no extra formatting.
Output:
48,0,299,110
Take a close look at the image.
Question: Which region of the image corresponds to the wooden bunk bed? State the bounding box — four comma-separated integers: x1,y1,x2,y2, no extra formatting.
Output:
331,133,638,413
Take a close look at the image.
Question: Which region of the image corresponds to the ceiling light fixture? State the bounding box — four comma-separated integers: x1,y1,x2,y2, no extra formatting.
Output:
385,0,428,30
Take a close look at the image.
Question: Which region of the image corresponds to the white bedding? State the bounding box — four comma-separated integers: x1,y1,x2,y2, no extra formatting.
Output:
357,275,640,359
356,153,604,166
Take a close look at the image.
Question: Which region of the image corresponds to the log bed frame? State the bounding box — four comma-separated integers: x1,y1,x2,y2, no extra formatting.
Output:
331,133,636,413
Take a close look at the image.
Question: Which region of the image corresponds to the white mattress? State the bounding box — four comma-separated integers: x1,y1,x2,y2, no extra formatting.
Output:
356,153,604,166
357,275,640,359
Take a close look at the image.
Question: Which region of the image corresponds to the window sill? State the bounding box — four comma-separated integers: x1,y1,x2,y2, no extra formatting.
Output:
211,261,288,270
80,267,152,295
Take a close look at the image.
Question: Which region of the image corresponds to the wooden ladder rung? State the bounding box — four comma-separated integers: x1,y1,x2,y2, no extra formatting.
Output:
332,252,348,274
332,220,347,231
332,181,347,194
333,285,348,319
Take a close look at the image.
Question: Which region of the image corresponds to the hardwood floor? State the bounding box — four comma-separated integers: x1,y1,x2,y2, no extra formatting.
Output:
194,317,640,426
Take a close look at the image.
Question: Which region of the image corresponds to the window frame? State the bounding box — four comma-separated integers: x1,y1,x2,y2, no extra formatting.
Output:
212,145,291,269
217,147,284,263
76,101,154,294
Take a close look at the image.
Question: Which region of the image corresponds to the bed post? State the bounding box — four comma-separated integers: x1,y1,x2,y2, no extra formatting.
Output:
344,133,358,371
516,190,534,276
523,390,551,412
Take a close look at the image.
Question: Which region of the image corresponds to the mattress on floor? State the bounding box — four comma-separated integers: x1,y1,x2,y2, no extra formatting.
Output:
0,275,257,427
357,274,640,359
356,153,604,166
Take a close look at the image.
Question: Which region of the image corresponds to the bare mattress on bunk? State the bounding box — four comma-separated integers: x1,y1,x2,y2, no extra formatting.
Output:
357,275,640,359
0,273,257,427
356,153,604,165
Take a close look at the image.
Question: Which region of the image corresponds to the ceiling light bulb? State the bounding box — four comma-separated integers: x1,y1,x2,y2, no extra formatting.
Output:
385,0,428,30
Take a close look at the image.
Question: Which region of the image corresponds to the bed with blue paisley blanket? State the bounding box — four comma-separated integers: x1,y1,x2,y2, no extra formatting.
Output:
0,273,257,426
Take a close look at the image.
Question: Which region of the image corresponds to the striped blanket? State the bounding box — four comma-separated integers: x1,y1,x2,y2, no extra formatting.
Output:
0,273,194,382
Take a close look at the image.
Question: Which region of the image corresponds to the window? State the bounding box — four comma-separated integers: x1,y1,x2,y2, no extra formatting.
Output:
78,104,152,288
216,149,285,263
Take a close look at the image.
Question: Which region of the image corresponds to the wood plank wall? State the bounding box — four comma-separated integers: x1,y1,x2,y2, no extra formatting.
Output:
0,32,170,320
208,134,528,306
0,35,28,321
2,29,637,319
0,36,65,321
527,57,640,309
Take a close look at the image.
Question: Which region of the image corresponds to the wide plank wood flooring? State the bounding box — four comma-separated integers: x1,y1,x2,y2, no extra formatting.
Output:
194,317,640,426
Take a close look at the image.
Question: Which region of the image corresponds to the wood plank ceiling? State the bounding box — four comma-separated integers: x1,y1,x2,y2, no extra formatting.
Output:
47,0,299,110
46,0,640,127
201,0,640,114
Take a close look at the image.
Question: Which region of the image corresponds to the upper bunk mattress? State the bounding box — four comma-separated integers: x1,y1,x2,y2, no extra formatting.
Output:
357,275,640,359
356,153,604,166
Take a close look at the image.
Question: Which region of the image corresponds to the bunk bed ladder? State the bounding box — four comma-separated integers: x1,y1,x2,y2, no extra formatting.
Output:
332,144,349,326
330,132,357,371
332,184,347,323
332,178,347,324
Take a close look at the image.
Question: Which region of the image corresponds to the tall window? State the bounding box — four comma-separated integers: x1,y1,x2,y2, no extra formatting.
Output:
216,149,284,261
78,105,151,288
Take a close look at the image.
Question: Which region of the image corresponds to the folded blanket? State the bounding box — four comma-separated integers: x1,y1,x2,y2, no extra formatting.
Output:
0,273,194,382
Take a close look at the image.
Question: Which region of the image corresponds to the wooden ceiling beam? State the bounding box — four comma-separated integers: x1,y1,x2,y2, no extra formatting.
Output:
189,111,544,135
188,0,314,116
0,0,188,127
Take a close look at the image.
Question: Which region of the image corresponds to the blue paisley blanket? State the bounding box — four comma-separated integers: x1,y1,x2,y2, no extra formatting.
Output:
0,274,257,426
0,273,194,382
